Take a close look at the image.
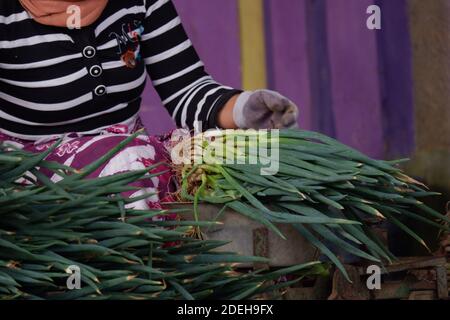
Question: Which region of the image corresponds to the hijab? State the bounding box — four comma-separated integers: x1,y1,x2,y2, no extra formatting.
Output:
19,0,108,27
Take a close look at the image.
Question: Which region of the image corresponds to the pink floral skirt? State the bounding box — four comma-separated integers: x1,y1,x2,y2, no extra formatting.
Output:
0,120,177,215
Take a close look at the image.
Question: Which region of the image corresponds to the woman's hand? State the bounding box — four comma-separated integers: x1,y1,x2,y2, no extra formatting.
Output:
218,90,299,129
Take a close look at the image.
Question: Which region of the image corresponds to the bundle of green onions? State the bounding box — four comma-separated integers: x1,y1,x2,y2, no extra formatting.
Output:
0,133,327,300
175,129,449,279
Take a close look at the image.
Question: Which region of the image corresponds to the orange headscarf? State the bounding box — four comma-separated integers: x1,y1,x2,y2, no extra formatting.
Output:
19,0,108,28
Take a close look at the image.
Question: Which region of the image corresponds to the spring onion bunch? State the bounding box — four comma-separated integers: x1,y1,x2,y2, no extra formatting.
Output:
175,129,449,279
0,132,326,300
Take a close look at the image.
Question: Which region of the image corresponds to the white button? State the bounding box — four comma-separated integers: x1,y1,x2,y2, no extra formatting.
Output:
89,65,102,77
94,85,107,96
83,46,96,58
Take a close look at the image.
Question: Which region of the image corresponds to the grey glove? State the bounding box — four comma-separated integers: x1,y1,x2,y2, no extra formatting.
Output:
233,90,299,129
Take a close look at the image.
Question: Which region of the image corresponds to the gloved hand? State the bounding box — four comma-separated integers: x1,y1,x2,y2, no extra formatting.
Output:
232,90,299,129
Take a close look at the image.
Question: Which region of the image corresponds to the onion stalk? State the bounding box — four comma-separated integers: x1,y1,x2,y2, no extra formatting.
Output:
0,135,327,300
174,129,448,280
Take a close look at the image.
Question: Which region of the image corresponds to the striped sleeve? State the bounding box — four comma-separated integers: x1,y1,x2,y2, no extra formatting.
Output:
141,0,241,130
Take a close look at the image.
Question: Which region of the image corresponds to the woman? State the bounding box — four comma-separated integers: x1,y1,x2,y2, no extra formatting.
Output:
0,0,299,208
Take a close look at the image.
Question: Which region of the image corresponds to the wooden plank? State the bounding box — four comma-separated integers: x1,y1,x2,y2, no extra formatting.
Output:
385,257,447,273
408,290,436,300
286,276,331,300
408,269,436,282
358,256,447,275
238,0,267,90
436,266,449,299
409,281,439,291
373,282,410,300
329,265,370,300
284,284,330,300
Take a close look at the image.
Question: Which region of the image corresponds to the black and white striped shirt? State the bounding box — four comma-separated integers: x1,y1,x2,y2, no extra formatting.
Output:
0,0,241,140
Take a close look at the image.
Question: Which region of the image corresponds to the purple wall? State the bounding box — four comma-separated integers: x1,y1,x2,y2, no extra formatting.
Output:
376,0,414,158
140,0,241,135
139,0,414,159
325,0,385,158
264,0,313,131
265,0,413,158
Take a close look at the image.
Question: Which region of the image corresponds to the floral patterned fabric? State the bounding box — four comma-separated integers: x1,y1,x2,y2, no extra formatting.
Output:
0,119,177,216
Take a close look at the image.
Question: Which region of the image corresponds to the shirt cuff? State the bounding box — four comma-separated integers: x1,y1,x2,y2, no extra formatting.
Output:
206,89,243,130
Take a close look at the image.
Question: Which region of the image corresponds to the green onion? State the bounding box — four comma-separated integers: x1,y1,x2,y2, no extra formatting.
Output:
175,129,447,280
0,138,324,300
